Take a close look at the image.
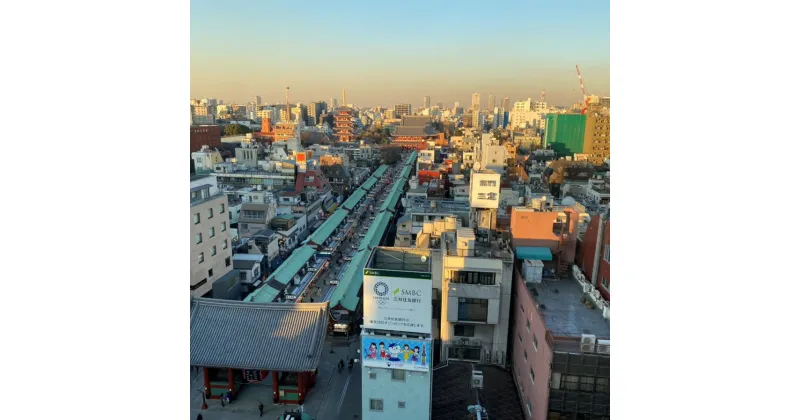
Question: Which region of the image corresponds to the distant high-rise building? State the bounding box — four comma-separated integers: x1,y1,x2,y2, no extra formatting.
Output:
252,95,262,106
487,95,495,111
436,102,444,109
600,97,610,108
453,101,460,111
423,96,431,109
307,101,328,126
394,103,412,117
471,93,480,111
502,97,510,110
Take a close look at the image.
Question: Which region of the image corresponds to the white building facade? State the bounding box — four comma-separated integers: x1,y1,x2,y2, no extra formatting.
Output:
361,248,434,420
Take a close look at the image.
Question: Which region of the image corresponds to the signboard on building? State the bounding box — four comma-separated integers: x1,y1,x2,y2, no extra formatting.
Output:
361,336,432,372
363,268,432,334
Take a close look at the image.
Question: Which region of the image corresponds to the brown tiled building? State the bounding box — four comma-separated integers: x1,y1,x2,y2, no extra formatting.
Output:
577,215,610,301
190,125,221,154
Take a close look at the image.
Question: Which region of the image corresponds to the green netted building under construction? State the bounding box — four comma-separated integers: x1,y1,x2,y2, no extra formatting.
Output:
544,114,586,157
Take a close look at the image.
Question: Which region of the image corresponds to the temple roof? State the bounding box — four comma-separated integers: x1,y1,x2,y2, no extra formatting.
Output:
190,298,329,371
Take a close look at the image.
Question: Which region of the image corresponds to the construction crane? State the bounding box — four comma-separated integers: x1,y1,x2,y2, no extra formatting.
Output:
575,65,589,115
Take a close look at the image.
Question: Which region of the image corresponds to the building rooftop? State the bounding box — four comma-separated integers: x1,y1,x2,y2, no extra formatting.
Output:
366,247,432,273
190,298,329,372
527,277,610,340
432,361,525,420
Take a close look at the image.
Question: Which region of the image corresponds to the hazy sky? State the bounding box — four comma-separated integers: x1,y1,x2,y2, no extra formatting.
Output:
191,0,609,108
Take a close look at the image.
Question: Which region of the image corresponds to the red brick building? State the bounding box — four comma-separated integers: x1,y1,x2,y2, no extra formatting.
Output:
190,125,221,154
577,215,610,301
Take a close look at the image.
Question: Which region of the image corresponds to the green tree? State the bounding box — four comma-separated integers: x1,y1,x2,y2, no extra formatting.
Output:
381,147,402,165
225,124,252,136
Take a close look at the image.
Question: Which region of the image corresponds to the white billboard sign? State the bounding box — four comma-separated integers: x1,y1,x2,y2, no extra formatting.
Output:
363,268,432,334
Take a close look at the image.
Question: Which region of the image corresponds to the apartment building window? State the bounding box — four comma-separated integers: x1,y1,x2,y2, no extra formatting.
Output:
190,279,207,291
454,324,475,337
369,372,377,380
457,298,488,322
533,334,539,351
223,239,228,250
221,221,227,232
195,233,202,244
449,270,496,285
208,268,213,277
211,245,217,256
526,400,532,417
526,318,531,332
369,399,383,412
198,252,204,263
518,333,522,343
225,257,231,267
524,350,528,362
209,227,215,238
391,370,406,381
398,401,406,409
242,210,265,220
207,208,213,219
520,304,524,313
193,213,200,224
479,180,497,187
219,203,225,214
604,244,610,263
529,367,535,385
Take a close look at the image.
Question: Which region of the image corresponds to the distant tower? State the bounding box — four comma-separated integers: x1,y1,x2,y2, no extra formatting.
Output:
423,96,431,109
342,88,347,107
284,86,291,123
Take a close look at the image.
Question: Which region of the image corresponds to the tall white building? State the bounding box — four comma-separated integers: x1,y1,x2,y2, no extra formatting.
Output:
423,95,431,109
190,178,233,297
471,93,480,110
252,95,262,105
362,248,434,420
487,95,495,111
510,98,538,129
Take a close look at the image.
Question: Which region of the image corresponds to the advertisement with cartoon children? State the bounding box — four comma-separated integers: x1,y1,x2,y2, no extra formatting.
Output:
361,336,432,372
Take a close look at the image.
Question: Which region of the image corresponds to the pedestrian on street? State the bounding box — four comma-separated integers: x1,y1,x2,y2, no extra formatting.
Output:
196,414,203,420
258,402,264,417
226,390,233,404
220,393,226,406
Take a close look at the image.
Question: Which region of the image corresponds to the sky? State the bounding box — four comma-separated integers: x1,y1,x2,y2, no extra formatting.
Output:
191,0,609,108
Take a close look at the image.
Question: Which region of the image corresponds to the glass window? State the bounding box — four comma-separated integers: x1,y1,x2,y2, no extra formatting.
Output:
453,324,475,337
221,222,227,231
223,239,228,250
209,227,215,238
529,367,535,385
369,399,383,411
207,208,213,219
219,203,225,214
391,370,405,381
533,334,539,352
211,245,217,256
457,298,488,322
369,372,377,380
193,213,200,224
195,233,202,244
198,252,204,263
398,401,406,409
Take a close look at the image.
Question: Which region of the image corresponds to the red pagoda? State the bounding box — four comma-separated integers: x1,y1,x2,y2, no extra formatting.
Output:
334,106,355,142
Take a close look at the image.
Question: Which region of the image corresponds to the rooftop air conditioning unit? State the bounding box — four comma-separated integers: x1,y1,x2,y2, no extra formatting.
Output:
580,334,596,353
596,339,610,354
471,371,484,390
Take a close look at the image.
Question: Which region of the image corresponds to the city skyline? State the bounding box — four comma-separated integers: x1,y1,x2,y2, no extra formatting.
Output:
191,0,610,107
